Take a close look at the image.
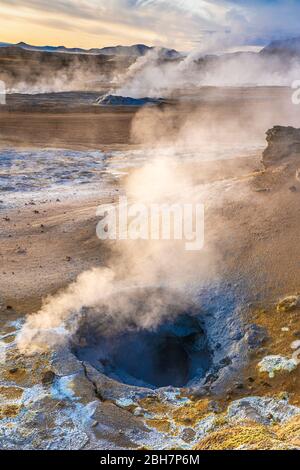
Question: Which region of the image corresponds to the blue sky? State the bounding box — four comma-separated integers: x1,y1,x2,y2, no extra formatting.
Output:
0,0,299,51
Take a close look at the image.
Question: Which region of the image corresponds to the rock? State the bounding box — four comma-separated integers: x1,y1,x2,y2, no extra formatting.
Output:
277,295,300,313
219,357,232,367
235,383,244,390
262,126,300,168
204,372,219,385
133,407,145,417
207,400,222,413
254,188,270,193
277,392,289,401
246,324,268,350
291,340,300,350
42,371,56,385
194,415,216,442
227,397,300,425
258,355,298,378
180,428,196,443
96,94,165,107
16,247,27,255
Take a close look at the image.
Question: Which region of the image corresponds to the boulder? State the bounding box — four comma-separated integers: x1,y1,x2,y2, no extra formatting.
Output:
262,126,300,168
258,355,298,378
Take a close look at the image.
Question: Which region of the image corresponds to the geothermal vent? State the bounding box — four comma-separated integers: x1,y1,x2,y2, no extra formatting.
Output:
72,288,213,389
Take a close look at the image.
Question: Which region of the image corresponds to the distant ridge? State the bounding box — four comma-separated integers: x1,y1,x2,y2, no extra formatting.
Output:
96,94,165,106
0,41,180,58
3,36,300,61
260,37,300,57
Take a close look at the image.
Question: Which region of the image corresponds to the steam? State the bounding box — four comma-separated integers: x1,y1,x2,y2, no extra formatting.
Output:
17,123,221,354
4,52,122,94
114,48,300,99
17,268,115,352
16,83,300,354
7,71,107,94
6,42,300,95
16,40,300,354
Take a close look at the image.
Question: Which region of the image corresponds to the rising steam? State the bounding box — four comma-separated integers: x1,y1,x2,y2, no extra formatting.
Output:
17,144,218,354
114,48,300,99
16,39,300,354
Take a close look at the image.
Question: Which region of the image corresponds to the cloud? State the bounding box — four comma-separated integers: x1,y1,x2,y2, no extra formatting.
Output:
0,0,300,50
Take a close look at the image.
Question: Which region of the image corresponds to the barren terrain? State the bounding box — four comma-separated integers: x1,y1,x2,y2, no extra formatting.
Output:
1,89,300,450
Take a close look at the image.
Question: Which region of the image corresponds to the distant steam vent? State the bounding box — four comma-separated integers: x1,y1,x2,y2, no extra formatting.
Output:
95,94,165,106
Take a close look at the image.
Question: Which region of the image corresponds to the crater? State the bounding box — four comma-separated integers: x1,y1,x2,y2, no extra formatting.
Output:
74,313,212,389
71,287,245,393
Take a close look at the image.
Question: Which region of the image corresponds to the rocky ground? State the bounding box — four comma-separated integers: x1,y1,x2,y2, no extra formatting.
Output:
1,310,300,450
1,123,300,449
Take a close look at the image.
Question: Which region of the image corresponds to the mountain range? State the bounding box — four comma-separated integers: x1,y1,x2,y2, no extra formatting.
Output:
260,37,300,57
1,36,300,93
1,37,300,59
0,41,180,59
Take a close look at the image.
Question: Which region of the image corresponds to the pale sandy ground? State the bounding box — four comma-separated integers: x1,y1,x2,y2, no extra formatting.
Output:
0,98,136,312
0,196,112,312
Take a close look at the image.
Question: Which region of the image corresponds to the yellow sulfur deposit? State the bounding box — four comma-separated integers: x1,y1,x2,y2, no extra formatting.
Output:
194,423,285,450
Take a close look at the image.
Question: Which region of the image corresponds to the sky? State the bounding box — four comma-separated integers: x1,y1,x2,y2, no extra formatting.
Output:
0,0,300,52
